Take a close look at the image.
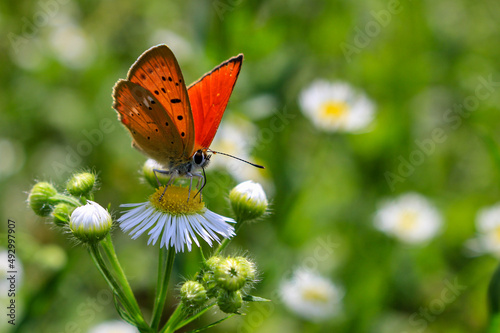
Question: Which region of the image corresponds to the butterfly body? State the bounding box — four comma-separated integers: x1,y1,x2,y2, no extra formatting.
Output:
112,45,243,184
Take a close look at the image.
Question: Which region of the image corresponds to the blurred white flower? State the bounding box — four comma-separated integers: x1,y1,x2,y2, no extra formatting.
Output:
466,203,500,257
280,269,343,321
374,193,442,244
299,80,375,132
210,117,258,181
49,23,95,68
149,29,193,60
0,138,25,180
88,320,138,333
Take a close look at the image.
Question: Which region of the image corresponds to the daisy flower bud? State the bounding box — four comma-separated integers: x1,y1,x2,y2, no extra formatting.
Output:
180,281,208,309
66,172,96,197
217,290,243,314
69,201,112,243
52,203,73,227
142,159,169,188
205,256,222,271
229,181,268,222
28,182,58,216
234,256,256,282
214,257,253,291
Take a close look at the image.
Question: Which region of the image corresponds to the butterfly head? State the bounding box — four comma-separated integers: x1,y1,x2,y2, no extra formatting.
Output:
192,149,211,170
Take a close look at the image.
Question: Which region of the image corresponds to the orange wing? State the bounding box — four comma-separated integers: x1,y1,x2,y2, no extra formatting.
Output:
113,80,185,166
126,45,195,159
188,54,243,151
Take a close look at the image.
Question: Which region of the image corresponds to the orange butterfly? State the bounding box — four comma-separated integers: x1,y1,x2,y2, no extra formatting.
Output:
112,44,253,198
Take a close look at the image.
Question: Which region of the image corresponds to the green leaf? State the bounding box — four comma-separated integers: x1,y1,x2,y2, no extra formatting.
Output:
242,295,271,302
186,314,236,333
112,292,135,326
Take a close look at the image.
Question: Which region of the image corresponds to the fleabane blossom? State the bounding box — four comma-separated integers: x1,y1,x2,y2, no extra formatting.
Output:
299,80,375,132
229,181,268,221
467,203,500,257
69,201,113,243
374,193,442,244
118,186,235,252
280,269,343,321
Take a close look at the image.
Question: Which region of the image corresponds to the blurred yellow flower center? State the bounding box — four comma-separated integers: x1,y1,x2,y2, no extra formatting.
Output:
302,287,329,304
494,226,500,243
150,186,205,215
320,101,348,120
398,211,418,231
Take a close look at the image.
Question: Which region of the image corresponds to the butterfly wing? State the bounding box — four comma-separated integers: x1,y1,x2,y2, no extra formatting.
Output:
126,45,195,159
188,54,243,151
113,80,185,166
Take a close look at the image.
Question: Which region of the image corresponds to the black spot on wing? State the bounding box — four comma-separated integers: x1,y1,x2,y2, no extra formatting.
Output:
171,99,181,104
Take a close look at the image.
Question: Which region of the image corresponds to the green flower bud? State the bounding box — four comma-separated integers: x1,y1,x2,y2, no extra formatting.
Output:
69,201,112,243
205,256,222,271
234,256,257,282
200,270,218,298
215,257,249,291
142,159,169,188
217,290,243,314
52,203,74,227
229,181,268,222
66,172,96,196
28,182,58,216
180,281,208,309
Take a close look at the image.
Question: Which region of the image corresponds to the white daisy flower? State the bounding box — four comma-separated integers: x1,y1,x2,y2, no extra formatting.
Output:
374,193,442,244
467,203,500,257
280,269,343,321
118,186,235,253
88,320,138,333
299,80,375,132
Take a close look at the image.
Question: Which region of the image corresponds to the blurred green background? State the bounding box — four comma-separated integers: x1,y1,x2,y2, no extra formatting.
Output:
2,0,500,332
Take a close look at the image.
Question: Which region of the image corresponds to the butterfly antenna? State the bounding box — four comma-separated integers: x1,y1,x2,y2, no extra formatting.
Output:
207,149,265,169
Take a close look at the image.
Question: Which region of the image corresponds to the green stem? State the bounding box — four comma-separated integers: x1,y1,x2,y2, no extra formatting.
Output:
88,243,150,332
214,219,247,255
161,303,186,333
151,247,176,330
51,194,82,207
101,234,143,316
174,303,216,330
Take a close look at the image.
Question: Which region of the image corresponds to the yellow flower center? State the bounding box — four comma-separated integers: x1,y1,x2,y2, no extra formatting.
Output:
398,211,418,232
149,186,205,215
493,226,500,243
320,101,349,120
302,286,329,304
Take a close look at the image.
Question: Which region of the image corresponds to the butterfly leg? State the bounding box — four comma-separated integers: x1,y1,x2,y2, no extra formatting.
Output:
192,168,206,202
187,174,193,203
154,169,177,201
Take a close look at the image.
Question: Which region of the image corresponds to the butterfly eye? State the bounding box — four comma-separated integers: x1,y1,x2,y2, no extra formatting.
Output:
193,151,205,166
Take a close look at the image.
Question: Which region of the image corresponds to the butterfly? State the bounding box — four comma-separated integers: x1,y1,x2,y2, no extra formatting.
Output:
112,44,251,199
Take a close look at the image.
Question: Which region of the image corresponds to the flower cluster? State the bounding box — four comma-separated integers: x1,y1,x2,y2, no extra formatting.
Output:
180,255,258,314
27,172,113,243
